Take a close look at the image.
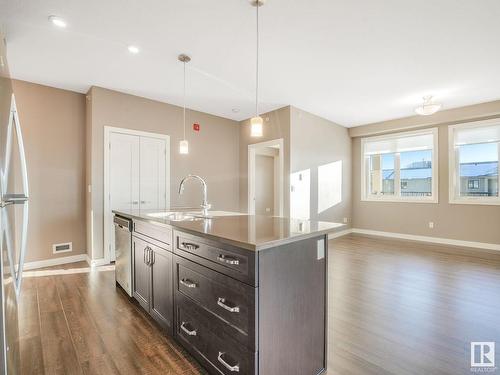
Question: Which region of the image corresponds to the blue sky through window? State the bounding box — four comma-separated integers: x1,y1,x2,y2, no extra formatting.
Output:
459,143,498,163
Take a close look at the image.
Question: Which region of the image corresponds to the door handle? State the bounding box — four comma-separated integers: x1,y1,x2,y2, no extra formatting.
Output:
143,247,147,264
150,249,155,266
217,298,240,313
180,322,197,336
217,352,240,372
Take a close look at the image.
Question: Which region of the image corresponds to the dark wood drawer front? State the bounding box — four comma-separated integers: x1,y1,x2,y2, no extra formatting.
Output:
175,231,256,286
176,295,256,375
134,220,172,249
175,256,256,338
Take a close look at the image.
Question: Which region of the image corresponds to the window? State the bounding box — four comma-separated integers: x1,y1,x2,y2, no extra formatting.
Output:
361,128,438,202
449,119,500,205
468,179,479,190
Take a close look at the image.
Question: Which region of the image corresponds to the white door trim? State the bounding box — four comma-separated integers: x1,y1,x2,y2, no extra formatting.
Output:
103,126,170,264
248,138,284,216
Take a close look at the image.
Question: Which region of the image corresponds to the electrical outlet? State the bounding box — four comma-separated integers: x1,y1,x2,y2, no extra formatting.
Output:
265,207,271,213
343,217,349,223
429,222,434,229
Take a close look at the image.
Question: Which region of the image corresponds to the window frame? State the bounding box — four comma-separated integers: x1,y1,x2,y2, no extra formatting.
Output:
448,119,500,206
361,128,439,203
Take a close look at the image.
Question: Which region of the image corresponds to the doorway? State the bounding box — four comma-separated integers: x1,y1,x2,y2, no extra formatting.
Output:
104,126,170,263
248,139,284,216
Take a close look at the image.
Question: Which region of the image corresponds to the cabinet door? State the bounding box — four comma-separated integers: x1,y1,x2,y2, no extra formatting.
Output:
132,237,150,311
150,247,173,334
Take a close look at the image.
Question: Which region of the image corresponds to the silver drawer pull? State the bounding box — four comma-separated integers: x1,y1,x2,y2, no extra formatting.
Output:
180,279,197,288
218,352,240,372
180,322,197,336
217,298,240,313
181,242,199,250
217,254,240,265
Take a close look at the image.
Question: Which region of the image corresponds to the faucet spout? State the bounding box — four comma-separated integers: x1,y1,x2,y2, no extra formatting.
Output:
178,175,211,217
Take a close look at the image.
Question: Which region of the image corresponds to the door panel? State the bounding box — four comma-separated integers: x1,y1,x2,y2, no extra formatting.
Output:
109,132,139,261
150,247,173,333
132,236,150,311
110,133,140,210
139,137,166,210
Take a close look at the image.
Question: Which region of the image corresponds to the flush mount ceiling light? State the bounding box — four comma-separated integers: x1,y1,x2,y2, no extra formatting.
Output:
48,15,67,28
415,95,442,116
250,0,265,137
178,54,191,155
128,45,140,54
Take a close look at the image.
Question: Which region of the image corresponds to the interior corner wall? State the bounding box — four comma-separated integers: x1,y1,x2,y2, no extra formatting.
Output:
351,104,500,245
87,87,240,260
12,80,87,263
239,106,291,215
290,106,352,226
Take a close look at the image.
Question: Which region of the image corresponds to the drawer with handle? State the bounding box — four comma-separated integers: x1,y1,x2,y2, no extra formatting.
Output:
175,255,256,343
174,230,256,286
134,220,172,249
176,293,257,374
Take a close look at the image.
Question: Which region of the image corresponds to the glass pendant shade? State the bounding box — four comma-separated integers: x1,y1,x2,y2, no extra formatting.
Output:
250,116,263,137
179,139,189,154
415,103,442,116
415,96,442,116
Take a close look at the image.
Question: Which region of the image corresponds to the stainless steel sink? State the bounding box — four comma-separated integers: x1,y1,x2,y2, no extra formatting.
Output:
162,212,201,221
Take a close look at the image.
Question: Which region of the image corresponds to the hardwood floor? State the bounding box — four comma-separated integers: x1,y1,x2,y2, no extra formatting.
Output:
18,235,500,375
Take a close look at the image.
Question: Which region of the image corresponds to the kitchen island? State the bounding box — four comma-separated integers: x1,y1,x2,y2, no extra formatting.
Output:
113,208,343,375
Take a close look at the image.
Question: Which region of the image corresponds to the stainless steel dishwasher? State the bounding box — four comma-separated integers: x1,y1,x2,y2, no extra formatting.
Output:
114,215,133,297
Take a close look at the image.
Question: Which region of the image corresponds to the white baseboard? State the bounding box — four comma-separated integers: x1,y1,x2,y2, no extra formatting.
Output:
85,255,109,267
350,228,500,252
328,228,353,240
24,254,88,271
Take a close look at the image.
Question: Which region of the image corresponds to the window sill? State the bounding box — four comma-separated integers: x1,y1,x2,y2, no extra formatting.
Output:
362,197,438,204
449,198,500,206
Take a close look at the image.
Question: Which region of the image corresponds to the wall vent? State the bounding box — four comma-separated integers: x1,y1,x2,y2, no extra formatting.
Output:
53,242,72,254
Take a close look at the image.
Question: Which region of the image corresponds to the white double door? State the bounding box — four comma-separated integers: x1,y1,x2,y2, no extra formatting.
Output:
108,130,169,261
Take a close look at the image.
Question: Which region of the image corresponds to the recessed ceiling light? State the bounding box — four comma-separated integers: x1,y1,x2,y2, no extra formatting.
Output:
128,45,139,54
232,108,240,113
48,15,67,28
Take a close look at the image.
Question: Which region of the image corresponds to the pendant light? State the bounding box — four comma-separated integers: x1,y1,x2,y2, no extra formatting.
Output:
178,54,191,154
250,0,264,137
415,95,442,116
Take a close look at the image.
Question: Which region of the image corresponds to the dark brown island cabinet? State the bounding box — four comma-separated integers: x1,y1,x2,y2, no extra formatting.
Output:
114,210,343,375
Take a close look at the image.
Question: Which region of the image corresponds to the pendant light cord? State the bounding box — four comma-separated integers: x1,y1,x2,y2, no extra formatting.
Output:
255,1,259,117
183,61,186,140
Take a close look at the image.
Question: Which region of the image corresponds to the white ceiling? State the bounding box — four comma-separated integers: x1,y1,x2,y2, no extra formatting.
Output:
1,0,500,127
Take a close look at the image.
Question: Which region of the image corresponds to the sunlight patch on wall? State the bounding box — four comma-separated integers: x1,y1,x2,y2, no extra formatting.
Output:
318,160,342,214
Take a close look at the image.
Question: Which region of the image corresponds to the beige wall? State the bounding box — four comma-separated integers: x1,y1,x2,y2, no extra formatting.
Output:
87,87,240,260
290,107,352,225
12,80,86,262
255,154,275,215
351,101,500,245
239,106,291,214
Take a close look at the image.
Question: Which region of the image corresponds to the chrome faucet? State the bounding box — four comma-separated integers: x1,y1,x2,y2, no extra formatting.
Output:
178,175,211,217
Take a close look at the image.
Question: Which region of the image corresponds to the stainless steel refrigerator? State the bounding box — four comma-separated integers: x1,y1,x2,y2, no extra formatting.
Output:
0,33,29,374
